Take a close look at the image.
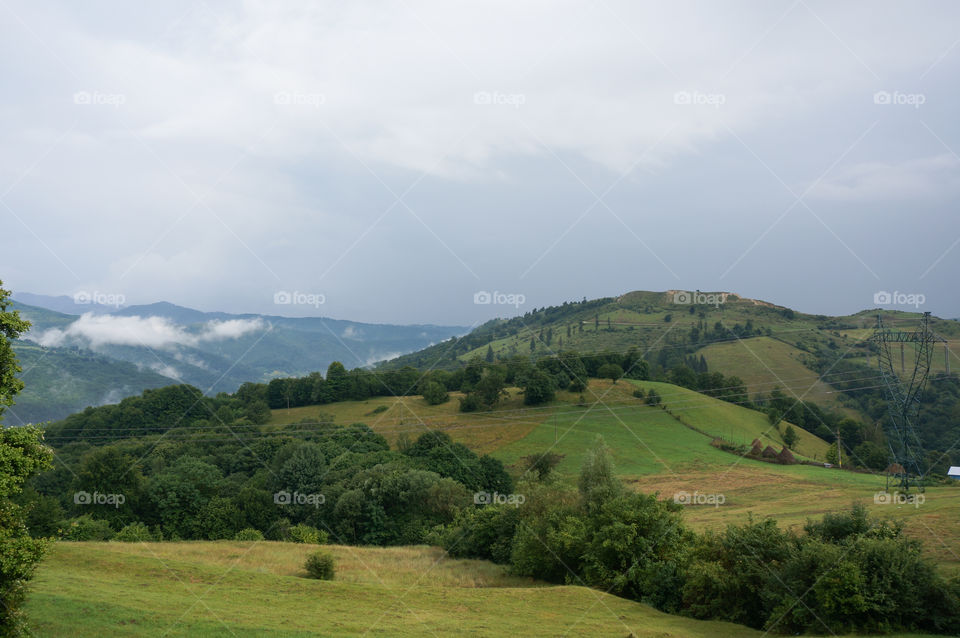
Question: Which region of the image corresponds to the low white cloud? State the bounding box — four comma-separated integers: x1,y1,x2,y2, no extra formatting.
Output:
203,318,269,340
35,314,267,350
341,325,361,339
364,351,405,367
147,363,181,380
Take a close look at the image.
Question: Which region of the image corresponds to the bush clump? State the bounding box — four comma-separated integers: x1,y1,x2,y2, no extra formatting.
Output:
304,550,336,580
421,381,449,405
233,528,265,541
287,523,328,545
113,522,153,542
61,515,114,541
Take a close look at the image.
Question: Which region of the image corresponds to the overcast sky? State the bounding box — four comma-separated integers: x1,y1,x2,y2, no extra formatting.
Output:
2,1,959,325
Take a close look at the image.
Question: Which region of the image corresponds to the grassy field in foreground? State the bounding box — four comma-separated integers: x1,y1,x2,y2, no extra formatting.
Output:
25,542,941,638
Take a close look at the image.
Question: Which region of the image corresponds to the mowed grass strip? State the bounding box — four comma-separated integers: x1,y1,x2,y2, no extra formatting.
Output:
269,389,549,455
27,542,775,637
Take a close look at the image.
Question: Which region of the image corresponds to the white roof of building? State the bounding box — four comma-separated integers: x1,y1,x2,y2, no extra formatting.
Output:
948,466,960,476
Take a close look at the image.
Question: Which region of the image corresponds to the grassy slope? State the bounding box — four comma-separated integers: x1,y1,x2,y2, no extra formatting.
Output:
26,542,936,638
271,379,959,571
696,335,855,415
391,292,960,428
269,388,551,455
26,377,960,635
492,380,960,572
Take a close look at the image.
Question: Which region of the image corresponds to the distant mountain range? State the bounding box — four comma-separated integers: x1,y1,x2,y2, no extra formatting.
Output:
7,293,467,425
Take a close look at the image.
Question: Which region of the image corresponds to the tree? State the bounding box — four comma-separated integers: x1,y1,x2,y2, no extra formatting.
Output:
578,437,620,505
783,425,798,449
325,362,349,402
520,452,564,481
421,381,449,405
474,370,507,408
645,389,661,406
0,284,51,636
485,345,494,363
521,368,555,405
0,282,29,422
597,363,623,384
826,442,840,465
853,441,888,471
1,426,53,636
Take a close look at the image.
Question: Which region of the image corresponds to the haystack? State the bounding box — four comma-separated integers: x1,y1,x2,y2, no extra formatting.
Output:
777,447,796,465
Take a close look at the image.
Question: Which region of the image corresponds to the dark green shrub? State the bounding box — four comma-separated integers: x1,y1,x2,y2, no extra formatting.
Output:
433,505,520,564
421,382,449,405
61,515,114,541
645,389,661,406
304,550,335,580
458,393,480,412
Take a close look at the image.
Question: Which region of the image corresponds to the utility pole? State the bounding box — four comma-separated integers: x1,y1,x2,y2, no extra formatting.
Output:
836,429,842,469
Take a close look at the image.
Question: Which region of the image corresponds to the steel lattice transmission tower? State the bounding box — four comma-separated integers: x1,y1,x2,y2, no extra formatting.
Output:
868,311,947,493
